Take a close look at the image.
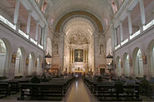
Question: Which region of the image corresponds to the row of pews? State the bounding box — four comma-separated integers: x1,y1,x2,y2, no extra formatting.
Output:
0,76,74,101
0,77,30,98
84,76,141,101
19,77,74,100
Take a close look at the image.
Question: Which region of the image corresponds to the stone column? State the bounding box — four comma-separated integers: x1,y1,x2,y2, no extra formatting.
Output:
94,31,100,75
41,28,45,46
120,22,123,42
111,25,115,49
72,49,74,63
58,33,64,73
114,28,117,46
35,22,39,42
9,51,17,79
22,54,26,77
14,0,20,28
128,12,132,36
4,50,12,78
43,25,48,49
139,0,146,29
26,12,31,37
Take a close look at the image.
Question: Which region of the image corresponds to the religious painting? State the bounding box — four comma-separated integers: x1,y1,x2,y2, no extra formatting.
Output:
142,55,147,64
74,49,83,62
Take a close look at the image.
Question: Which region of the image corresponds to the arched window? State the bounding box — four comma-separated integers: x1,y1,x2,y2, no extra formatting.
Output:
36,57,42,75
134,49,144,77
116,57,122,76
123,53,130,76
0,39,7,76
28,53,35,75
15,48,23,76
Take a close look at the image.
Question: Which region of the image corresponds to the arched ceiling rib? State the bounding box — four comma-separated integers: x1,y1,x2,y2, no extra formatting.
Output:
47,0,117,32
55,11,103,32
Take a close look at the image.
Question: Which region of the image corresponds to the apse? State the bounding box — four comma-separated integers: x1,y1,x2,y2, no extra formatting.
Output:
63,17,95,73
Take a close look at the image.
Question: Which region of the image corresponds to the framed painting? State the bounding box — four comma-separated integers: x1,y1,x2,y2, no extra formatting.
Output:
74,49,83,62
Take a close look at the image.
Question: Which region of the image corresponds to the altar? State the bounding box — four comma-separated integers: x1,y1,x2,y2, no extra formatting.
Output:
72,62,86,72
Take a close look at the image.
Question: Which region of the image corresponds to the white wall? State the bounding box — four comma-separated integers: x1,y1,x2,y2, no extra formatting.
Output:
0,23,44,78
114,26,154,77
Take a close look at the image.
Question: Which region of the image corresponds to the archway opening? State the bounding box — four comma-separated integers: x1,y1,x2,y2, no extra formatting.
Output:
0,39,7,76
134,49,144,77
28,53,35,75
116,57,122,76
124,53,130,76
149,41,154,77
36,57,42,75
15,48,23,76
63,17,95,74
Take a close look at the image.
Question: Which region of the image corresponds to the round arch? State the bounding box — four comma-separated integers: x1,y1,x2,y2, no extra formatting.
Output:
14,47,25,76
123,53,130,76
147,40,154,77
133,48,144,77
55,11,103,32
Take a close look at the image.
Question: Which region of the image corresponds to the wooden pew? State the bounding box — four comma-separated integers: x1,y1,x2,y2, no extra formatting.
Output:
0,83,9,98
84,77,141,101
18,77,74,100
8,78,31,94
83,77,95,93
19,83,64,100
94,83,140,101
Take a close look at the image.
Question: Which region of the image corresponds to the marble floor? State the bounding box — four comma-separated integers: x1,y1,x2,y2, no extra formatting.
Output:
64,78,97,102
0,78,97,102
